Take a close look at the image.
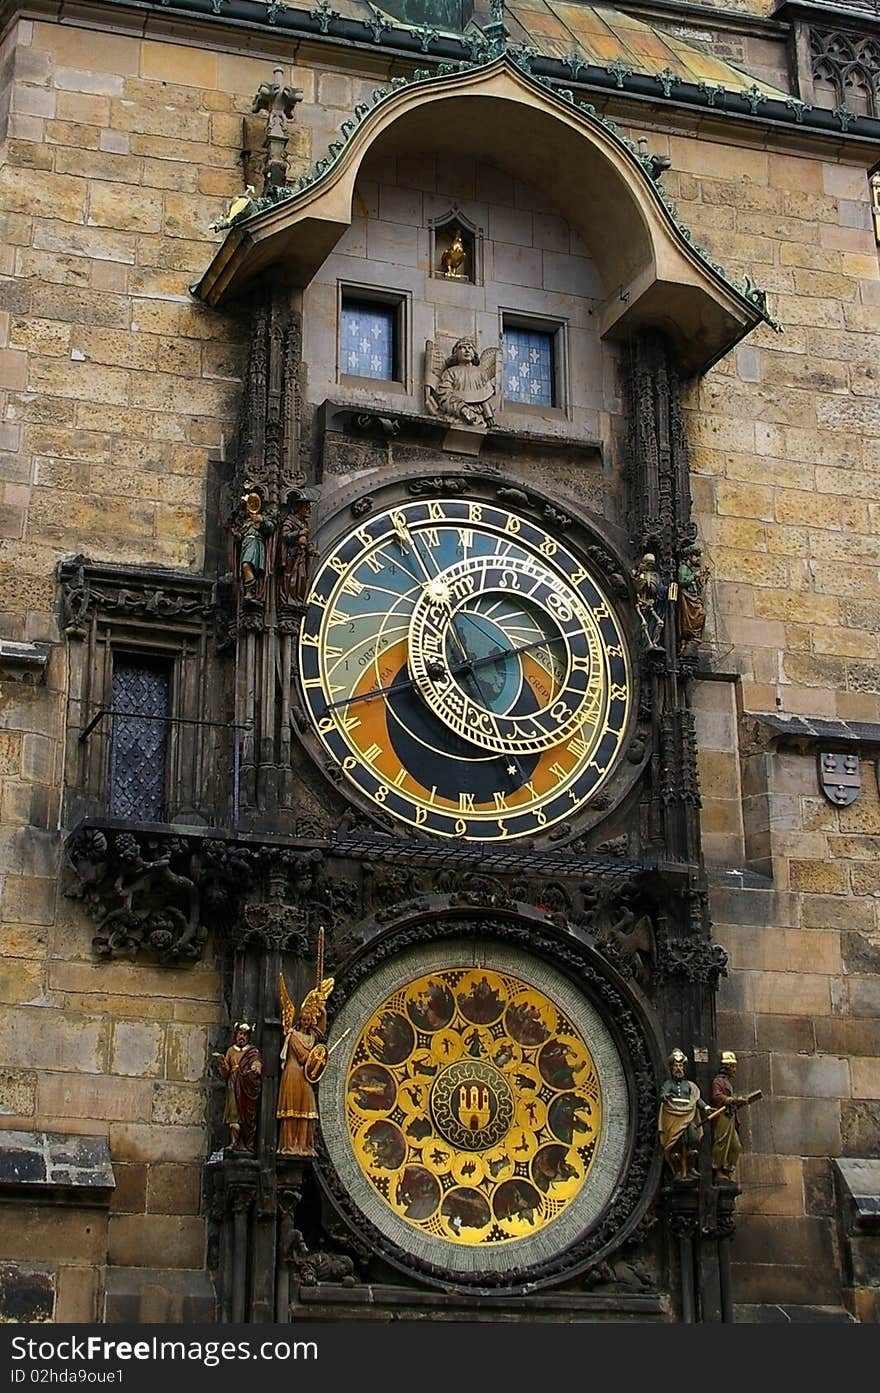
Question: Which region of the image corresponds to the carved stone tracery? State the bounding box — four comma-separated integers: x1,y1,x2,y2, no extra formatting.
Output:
810,27,880,116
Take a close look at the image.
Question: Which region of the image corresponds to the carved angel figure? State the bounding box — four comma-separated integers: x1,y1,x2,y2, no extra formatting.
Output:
425,336,499,428
276,972,335,1157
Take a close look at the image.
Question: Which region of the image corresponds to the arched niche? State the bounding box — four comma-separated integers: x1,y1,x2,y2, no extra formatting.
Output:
194,58,764,375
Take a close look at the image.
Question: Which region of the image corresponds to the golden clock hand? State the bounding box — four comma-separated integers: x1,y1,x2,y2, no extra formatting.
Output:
447,632,568,678
321,663,445,713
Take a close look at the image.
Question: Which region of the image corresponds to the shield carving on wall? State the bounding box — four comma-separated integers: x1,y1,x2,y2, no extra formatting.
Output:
818,751,861,806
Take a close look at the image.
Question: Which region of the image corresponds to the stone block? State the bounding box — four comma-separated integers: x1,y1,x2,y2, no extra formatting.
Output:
696,750,741,801
1,873,56,925
111,1021,164,1078
733,1213,837,1276
847,978,880,1018
29,283,130,328
88,181,163,235
0,1207,108,1265
53,1266,98,1322
851,1289,880,1322
110,1162,147,1213
851,1059,880,1101
730,1254,839,1306
770,1098,841,1156
163,193,217,242
803,894,874,932
10,315,72,356
755,1015,816,1054
107,1214,205,1270
771,1053,850,1100
0,1068,36,1117
0,1007,107,1073
47,960,220,1002
841,1102,880,1156
743,970,832,1017
110,101,209,144
37,1073,152,1123
737,1153,805,1217
0,957,43,1005
164,1023,206,1082
147,1163,201,1215
0,1263,55,1322
726,928,840,976
140,40,218,89
102,1265,215,1322
110,1123,205,1164
789,860,848,895
815,1019,880,1058
151,1083,207,1127
802,1156,835,1218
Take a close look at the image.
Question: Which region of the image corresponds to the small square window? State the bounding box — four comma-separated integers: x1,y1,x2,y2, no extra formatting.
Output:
340,296,399,381
502,325,556,407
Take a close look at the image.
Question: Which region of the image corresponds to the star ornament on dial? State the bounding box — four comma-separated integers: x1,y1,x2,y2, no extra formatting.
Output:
298,496,632,842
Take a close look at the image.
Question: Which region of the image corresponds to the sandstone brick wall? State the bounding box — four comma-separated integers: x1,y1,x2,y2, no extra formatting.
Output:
1,12,879,1318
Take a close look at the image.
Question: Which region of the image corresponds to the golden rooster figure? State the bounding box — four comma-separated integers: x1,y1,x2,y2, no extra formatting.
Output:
440,227,467,278
209,186,256,234
277,930,335,1157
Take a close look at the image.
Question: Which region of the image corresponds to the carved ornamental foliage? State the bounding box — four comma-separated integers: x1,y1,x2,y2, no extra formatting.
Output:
59,555,217,635
64,822,726,1001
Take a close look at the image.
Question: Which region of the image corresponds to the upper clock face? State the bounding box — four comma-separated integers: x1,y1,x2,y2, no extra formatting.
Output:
298,494,632,841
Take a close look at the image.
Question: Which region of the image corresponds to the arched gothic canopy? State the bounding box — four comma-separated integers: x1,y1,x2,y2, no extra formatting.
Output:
194,57,765,375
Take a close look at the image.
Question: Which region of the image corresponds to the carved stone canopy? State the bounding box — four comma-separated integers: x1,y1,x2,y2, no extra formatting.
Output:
192,56,764,374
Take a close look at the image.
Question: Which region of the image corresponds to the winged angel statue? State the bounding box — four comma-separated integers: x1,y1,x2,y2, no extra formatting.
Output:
276,967,335,1157
425,336,499,428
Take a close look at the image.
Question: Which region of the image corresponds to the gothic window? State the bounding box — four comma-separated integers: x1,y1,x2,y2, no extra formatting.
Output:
502,322,557,406
107,656,171,822
340,294,400,381
809,28,880,116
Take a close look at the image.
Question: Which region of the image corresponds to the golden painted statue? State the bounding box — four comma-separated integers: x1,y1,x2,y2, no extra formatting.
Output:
234,488,274,607
425,336,499,428
277,971,335,1157
709,1051,761,1181
658,1047,708,1180
440,228,467,278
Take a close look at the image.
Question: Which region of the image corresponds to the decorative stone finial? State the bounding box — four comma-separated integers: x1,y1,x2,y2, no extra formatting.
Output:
252,64,304,193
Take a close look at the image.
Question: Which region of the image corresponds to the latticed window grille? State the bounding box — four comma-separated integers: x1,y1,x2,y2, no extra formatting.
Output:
341,299,397,380
108,658,170,821
503,326,555,406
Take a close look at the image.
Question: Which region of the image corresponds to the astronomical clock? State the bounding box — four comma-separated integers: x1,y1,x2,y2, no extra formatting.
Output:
271,467,665,1298
167,289,730,1324
298,486,634,843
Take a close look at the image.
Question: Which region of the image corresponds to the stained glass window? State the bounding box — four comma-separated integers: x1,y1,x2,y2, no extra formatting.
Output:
108,657,170,821
503,326,555,406
341,298,397,380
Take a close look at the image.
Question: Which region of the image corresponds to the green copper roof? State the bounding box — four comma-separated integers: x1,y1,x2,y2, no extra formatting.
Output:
356,1,791,100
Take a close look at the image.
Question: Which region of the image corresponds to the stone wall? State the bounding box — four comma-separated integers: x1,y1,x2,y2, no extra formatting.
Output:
0,11,879,1318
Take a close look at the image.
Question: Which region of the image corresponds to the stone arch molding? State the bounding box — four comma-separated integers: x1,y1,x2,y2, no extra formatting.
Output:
194,55,769,374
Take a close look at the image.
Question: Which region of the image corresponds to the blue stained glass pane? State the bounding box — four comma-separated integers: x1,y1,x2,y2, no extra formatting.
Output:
503,327,554,406
341,300,396,380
